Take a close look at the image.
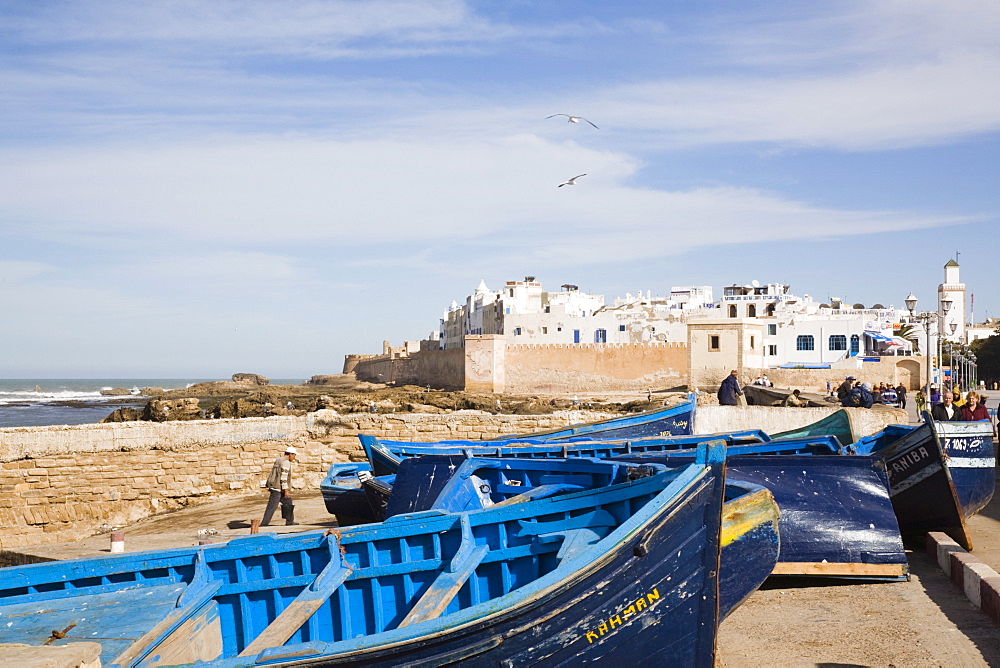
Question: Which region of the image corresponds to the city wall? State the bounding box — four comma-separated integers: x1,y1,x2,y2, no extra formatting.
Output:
349,347,466,390
504,342,688,393
349,340,690,394
0,409,615,550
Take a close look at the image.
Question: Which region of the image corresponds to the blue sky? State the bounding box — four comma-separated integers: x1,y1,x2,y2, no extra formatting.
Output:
1,1,998,378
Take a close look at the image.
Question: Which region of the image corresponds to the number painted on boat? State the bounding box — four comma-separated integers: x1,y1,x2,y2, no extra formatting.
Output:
942,436,989,454
584,588,661,643
659,420,688,435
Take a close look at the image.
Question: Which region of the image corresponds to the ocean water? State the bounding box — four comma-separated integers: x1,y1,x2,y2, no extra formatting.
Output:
0,379,304,428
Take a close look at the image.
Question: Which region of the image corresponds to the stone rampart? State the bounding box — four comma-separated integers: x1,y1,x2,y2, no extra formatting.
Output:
0,409,616,549
504,342,688,393
349,347,466,389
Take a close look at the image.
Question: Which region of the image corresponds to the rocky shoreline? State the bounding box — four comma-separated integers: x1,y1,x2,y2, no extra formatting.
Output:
100,373,681,423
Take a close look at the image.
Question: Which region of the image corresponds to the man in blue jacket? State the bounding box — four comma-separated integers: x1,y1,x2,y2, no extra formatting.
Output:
718,370,743,406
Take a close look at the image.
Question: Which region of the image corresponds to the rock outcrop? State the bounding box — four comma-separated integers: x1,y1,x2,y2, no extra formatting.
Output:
232,373,269,385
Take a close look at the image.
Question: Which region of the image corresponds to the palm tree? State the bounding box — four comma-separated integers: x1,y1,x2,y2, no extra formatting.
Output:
897,323,920,353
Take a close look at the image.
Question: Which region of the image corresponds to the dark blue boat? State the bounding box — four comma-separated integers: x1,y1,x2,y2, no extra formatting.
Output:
0,444,729,667
361,431,910,580
930,418,996,518
486,392,697,442
381,454,779,618
848,415,988,549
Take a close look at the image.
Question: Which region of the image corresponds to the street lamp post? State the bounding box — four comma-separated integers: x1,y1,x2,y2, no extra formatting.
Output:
905,293,952,404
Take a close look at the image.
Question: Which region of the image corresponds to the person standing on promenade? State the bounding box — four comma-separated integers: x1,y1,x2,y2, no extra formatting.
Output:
931,392,962,421
960,392,992,435
718,370,744,406
896,384,907,410
262,446,298,526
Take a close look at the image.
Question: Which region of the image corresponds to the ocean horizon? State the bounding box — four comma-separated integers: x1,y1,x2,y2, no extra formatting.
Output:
0,378,307,428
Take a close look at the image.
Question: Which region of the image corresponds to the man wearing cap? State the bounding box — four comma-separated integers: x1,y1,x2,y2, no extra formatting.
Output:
262,446,298,526
717,370,744,406
836,376,855,402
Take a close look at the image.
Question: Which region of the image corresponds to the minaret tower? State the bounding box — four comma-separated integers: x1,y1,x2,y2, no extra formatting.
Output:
938,259,965,342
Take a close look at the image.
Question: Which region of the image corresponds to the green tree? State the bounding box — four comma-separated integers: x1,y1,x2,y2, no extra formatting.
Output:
970,336,1000,387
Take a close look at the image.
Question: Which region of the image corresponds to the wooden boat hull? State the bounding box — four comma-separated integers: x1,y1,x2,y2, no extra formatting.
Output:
382,455,779,619
933,419,996,518
851,418,972,549
618,453,907,581
0,446,728,667
361,430,769,478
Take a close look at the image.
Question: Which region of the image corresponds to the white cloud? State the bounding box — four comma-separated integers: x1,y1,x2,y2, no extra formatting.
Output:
0,260,53,283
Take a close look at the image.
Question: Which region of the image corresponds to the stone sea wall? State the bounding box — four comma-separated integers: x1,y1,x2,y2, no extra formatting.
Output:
0,409,616,549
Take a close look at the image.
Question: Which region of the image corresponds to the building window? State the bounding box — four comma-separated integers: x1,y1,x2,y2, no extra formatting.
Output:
728,305,737,318
505,307,511,315
595,329,607,343
766,303,776,316
768,345,778,356
709,335,720,351
768,324,777,336
514,327,521,336
829,335,847,351
748,304,757,318
750,335,755,350
796,335,814,351
850,335,860,354
619,325,626,331
557,327,562,332
541,327,547,334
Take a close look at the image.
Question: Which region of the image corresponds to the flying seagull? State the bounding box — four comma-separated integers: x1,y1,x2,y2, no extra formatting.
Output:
546,114,599,129
558,174,586,187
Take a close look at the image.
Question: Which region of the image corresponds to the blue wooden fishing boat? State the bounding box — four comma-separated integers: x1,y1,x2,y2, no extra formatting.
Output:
487,392,697,442
360,429,768,478
320,462,376,525
931,417,996,518
0,444,729,667
379,454,779,618
361,431,910,580
616,451,907,580
848,414,990,549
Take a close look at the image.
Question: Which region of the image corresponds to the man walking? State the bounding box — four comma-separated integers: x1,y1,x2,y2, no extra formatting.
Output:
262,446,298,526
718,370,744,406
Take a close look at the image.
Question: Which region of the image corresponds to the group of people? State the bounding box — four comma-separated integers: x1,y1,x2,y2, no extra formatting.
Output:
926,388,991,422
834,376,908,410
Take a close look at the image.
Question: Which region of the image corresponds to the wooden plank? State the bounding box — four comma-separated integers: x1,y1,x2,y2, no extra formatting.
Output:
397,544,489,628
112,551,221,667
771,562,907,577
238,552,352,658
398,514,488,628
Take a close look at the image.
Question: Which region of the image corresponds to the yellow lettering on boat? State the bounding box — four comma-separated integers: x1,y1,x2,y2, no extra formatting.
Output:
579,585,662,643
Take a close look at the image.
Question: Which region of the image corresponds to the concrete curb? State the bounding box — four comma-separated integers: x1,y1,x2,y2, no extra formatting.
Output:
926,531,1000,624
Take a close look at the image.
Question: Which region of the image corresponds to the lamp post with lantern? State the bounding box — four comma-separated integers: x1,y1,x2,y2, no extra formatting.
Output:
905,293,952,402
